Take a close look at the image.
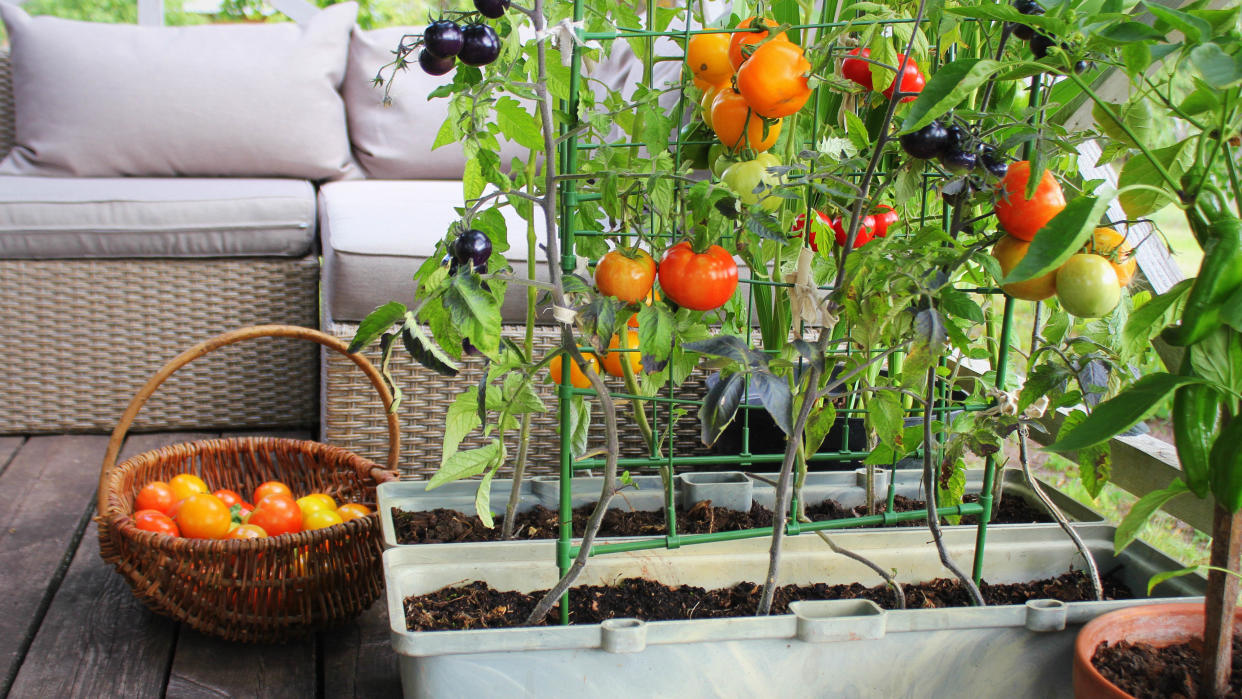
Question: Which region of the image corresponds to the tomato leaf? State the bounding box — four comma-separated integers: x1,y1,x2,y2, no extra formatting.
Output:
1046,373,1202,453
1122,278,1193,358
428,440,501,490
1115,478,1189,554
401,322,459,377
1003,194,1110,284
1188,43,1242,90
1058,409,1112,499
750,371,792,435
684,334,767,370
443,272,502,357
474,468,497,528
494,96,544,151
1118,141,1194,218
938,286,985,324
804,400,836,454
442,387,482,467
567,394,591,459
348,301,407,353
901,58,1002,134
699,371,745,446
1019,362,1071,413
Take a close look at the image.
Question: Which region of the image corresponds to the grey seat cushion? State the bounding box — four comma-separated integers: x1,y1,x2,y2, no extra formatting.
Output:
319,179,549,324
0,176,316,258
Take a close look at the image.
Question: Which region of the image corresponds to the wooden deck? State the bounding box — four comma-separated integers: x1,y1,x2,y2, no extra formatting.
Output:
0,431,401,699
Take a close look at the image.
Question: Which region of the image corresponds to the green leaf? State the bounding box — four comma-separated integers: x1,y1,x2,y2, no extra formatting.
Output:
750,372,792,435
463,157,485,201
501,372,547,414
699,372,745,446
1142,2,1210,44
348,301,407,353
843,110,870,154
1189,43,1242,90
1092,98,1156,150
444,272,502,356
867,390,904,451
636,303,675,364
1122,278,1193,358
1059,409,1112,498
938,286,985,324
1019,363,1071,412
1119,141,1193,218
1145,566,1227,595
431,115,459,151
442,387,482,466
1095,20,1167,43
901,58,1002,134
474,469,497,528
1115,478,1189,554
1004,195,1111,284
567,395,591,459
1190,328,1242,398
401,323,459,377
1046,373,1202,453
428,440,501,489
494,96,544,151
804,400,837,454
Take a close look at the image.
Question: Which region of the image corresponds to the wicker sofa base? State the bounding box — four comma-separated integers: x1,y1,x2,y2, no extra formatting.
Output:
0,256,320,434
322,320,712,479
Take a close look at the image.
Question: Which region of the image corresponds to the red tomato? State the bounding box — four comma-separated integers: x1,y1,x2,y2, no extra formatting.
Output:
841,48,873,89
212,489,245,508
595,249,656,303
133,509,180,537
831,215,877,248
135,481,176,515
247,495,304,537
657,242,739,312
882,54,925,103
253,481,293,504
872,204,899,238
995,161,1066,241
791,210,834,252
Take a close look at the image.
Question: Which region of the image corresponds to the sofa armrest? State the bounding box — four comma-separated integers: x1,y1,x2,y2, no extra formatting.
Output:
1,50,13,161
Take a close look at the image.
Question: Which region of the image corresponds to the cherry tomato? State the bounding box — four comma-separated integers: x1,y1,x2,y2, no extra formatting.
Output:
1056,253,1121,317
226,523,267,539
246,494,303,537
135,481,176,515
1083,227,1136,287
307,493,337,510
728,17,786,70
549,353,601,389
602,330,643,378
722,154,782,211
737,39,811,118
133,509,180,537
686,31,733,86
792,210,834,252
992,234,1057,301
995,161,1066,241
296,494,334,516
304,509,345,531
872,204,899,238
831,215,877,248
711,88,782,154
169,473,208,502
253,481,293,505
595,249,657,303
176,493,232,539
700,84,725,130
212,489,245,508
337,503,372,522
658,242,739,311
882,54,925,103
841,48,873,90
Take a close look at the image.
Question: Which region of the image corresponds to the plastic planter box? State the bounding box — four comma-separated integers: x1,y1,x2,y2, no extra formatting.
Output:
377,469,1102,548
385,524,1201,698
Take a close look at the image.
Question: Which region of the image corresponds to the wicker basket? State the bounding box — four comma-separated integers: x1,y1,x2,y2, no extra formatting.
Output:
97,325,400,643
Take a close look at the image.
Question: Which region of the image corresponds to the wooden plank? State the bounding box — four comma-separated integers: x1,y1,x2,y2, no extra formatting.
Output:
0,435,110,697
321,600,402,698
7,433,212,699
0,437,24,477
166,429,317,699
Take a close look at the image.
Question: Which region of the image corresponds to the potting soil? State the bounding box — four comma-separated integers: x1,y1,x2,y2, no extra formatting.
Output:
1092,635,1242,698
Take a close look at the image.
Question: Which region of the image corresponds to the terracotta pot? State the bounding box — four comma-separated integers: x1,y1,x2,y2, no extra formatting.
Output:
1073,602,1242,698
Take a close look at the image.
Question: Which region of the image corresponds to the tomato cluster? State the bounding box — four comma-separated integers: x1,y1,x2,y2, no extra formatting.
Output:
990,163,1133,316
841,48,926,103
131,474,371,540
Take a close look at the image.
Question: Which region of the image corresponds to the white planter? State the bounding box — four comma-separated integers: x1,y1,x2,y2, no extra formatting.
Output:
384,524,1201,698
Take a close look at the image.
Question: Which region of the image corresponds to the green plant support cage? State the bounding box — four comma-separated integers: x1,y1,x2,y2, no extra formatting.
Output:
551,0,1039,623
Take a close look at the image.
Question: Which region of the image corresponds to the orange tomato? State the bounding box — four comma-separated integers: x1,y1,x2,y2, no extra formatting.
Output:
549,353,600,389
337,503,371,522
627,289,661,327
246,494,303,537
135,481,176,515
595,249,657,303
992,234,1057,301
995,161,1066,241
226,523,267,539
1084,227,1136,287
686,31,733,86
736,39,811,118
176,493,232,539
602,330,643,378
728,17,786,70
711,88,781,153
212,488,245,508
253,481,293,504
169,473,208,502
700,83,725,130
133,509,180,537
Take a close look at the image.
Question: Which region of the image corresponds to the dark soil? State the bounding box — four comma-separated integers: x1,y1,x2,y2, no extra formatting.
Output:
404,570,1131,631
391,493,1053,544
1092,635,1242,699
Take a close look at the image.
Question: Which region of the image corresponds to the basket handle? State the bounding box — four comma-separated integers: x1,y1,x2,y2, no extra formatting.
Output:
99,325,400,510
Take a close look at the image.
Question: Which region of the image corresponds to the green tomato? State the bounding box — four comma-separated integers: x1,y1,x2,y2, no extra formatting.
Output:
678,122,711,170
722,157,782,212
711,150,735,179
1055,253,1121,317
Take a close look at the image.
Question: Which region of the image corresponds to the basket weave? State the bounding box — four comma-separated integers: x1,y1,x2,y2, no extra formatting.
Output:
98,325,399,643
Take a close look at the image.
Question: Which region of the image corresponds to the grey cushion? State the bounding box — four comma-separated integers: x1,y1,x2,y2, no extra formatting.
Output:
319,179,548,323
0,176,316,258
0,3,358,181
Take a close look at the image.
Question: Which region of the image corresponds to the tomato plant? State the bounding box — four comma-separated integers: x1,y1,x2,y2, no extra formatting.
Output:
176,493,232,539
133,509,179,537
246,495,303,537
657,242,738,312
992,234,1056,301
736,39,811,119
595,249,656,303
1055,254,1120,318
728,17,784,70
136,481,175,515
994,161,1066,241
711,88,781,153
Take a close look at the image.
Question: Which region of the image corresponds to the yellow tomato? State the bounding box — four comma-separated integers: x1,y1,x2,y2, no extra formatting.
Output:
169,473,209,502
992,234,1057,301
549,353,600,389
686,32,733,87
296,494,334,516
303,509,345,531
337,503,371,522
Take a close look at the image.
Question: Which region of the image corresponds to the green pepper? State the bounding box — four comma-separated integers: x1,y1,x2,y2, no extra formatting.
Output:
1210,415,1242,512
1162,190,1242,347
1172,355,1217,498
